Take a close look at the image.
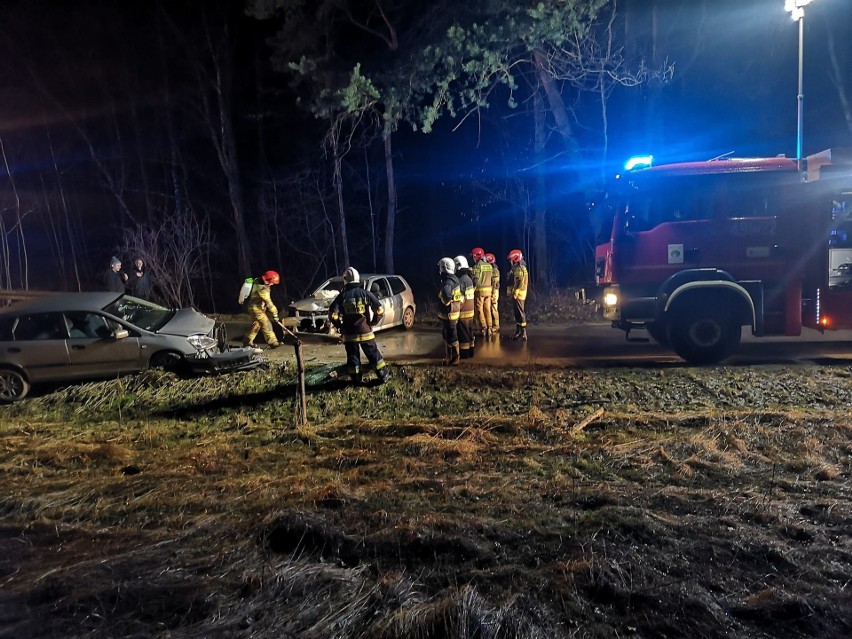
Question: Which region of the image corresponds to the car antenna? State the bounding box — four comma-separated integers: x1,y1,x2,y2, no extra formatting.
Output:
709,151,735,161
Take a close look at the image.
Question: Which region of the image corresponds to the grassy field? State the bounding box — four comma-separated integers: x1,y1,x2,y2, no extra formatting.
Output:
1,351,851,637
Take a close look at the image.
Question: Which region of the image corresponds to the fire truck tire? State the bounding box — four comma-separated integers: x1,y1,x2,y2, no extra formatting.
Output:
645,321,670,347
667,304,741,365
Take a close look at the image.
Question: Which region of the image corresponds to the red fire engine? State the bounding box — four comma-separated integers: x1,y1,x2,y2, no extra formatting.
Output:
581,148,852,364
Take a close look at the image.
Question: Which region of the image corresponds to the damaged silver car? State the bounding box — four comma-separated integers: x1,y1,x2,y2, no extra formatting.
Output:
0,292,262,401
286,273,416,335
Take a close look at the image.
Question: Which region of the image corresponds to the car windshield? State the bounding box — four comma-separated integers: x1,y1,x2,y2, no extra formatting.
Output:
103,295,174,331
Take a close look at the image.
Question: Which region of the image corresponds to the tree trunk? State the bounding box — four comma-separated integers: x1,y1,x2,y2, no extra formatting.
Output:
383,120,397,273
532,89,550,291
333,143,350,268
532,49,579,158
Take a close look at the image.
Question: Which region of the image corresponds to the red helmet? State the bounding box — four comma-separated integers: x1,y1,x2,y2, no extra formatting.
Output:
261,270,280,285
507,249,523,264
485,253,495,264
471,247,485,262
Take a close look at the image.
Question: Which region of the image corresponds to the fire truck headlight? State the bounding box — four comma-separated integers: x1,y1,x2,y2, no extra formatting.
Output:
603,291,619,308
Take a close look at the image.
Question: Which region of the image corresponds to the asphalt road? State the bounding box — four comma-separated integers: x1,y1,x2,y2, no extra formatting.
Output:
233,322,852,369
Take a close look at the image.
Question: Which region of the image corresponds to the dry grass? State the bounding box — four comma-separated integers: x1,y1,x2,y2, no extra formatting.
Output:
1,362,851,638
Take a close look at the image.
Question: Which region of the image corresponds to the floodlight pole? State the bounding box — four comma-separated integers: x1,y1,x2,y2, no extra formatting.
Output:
785,0,814,172
796,13,804,170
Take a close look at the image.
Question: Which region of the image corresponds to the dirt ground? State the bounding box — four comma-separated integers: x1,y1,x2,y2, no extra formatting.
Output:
0,342,851,637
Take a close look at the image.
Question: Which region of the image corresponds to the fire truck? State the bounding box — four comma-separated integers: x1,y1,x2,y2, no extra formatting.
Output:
580,148,852,364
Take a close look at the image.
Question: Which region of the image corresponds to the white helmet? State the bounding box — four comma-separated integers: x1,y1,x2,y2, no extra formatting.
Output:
343,267,360,283
438,257,455,274
454,255,469,270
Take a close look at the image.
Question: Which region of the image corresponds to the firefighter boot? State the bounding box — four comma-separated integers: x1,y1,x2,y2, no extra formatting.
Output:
377,366,390,384
443,346,454,365
352,372,363,385
450,344,461,365
520,327,527,341
511,326,522,340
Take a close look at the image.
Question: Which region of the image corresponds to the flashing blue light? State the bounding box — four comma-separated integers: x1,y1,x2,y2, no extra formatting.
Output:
624,155,654,171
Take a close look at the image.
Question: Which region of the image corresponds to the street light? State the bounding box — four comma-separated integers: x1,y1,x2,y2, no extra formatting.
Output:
785,0,815,168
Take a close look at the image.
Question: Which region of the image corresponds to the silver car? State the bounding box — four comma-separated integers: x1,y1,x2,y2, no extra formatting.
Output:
287,273,416,335
0,292,260,401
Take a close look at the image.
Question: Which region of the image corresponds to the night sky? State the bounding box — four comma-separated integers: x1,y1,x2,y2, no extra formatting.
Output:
0,0,849,306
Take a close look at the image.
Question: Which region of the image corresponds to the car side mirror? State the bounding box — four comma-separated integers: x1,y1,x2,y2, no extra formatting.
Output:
113,329,129,340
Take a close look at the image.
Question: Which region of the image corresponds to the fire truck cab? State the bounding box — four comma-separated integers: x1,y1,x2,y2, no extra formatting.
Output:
582,148,852,364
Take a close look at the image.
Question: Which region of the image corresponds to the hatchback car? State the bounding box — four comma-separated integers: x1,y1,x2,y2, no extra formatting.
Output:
287,273,416,335
0,292,261,401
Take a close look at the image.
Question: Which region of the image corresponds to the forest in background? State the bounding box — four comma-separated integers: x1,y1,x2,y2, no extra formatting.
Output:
0,0,850,312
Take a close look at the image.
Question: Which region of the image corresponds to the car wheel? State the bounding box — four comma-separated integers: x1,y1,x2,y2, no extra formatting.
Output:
149,351,183,371
402,306,415,330
0,368,30,402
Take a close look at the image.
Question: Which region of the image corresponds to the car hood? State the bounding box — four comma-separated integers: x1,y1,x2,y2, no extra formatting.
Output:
158,308,216,336
291,290,338,312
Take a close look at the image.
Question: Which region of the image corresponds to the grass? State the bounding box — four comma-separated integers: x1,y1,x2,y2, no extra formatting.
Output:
1,359,851,638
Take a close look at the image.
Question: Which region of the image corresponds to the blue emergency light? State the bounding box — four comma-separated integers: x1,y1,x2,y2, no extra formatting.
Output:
624,155,654,171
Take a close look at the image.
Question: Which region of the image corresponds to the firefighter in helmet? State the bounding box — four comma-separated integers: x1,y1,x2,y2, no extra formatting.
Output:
454,255,476,358
328,267,389,384
470,247,494,337
244,270,281,349
486,253,500,336
437,257,462,365
507,249,529,340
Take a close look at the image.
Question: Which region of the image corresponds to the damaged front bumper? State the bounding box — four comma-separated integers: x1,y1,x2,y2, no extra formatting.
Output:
185,347,265,375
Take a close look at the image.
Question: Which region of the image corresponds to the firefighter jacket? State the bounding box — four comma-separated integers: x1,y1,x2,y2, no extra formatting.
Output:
247,280,279,321
491,264,501,296
471,259,494,296
457,269,475,320
328,282,384,343
508,260,529,301
437,273,462,321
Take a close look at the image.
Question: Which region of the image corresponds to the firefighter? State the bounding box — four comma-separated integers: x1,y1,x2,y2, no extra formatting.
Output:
470,247,494,337
328,267,389,384
244,270,282,349
454,255,476,358
486,253,500,336
437,257,462,365
507,249,529,340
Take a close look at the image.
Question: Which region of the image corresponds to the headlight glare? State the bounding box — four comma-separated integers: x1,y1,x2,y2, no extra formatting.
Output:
603,292,619,307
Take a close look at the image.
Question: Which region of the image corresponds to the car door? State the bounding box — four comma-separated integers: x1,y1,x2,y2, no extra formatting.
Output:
3,312,70,383
64,311,145,378
367,277,394,328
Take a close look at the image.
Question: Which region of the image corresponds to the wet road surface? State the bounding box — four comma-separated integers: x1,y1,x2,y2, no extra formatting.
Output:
233,322,852,369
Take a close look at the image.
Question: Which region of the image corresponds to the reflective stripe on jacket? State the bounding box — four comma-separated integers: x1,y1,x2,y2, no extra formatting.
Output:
508,261,529,301
438,274,462,321
457,270,475,320
329,283,384,343
248,281,279,320
471,260,493,295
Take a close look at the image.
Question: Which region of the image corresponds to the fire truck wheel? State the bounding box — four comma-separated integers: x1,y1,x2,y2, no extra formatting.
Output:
667,305,741,365
645,321,669,347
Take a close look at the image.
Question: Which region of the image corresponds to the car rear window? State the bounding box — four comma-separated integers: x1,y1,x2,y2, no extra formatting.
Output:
388,277,407,295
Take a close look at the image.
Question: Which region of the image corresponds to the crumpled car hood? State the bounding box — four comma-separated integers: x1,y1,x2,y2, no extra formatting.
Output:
292,297,334,312
158,308,216,337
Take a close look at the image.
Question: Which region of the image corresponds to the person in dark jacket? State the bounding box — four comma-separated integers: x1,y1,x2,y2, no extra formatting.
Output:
328,267,389,384
128,258,153,299
105,256,127,293
437,257,462,365
454,255,476,358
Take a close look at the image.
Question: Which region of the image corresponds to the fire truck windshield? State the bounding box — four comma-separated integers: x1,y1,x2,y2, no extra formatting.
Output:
619,171,797,234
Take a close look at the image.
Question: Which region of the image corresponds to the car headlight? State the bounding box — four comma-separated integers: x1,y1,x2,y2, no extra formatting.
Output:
187,334,218,352
602,290,619,308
